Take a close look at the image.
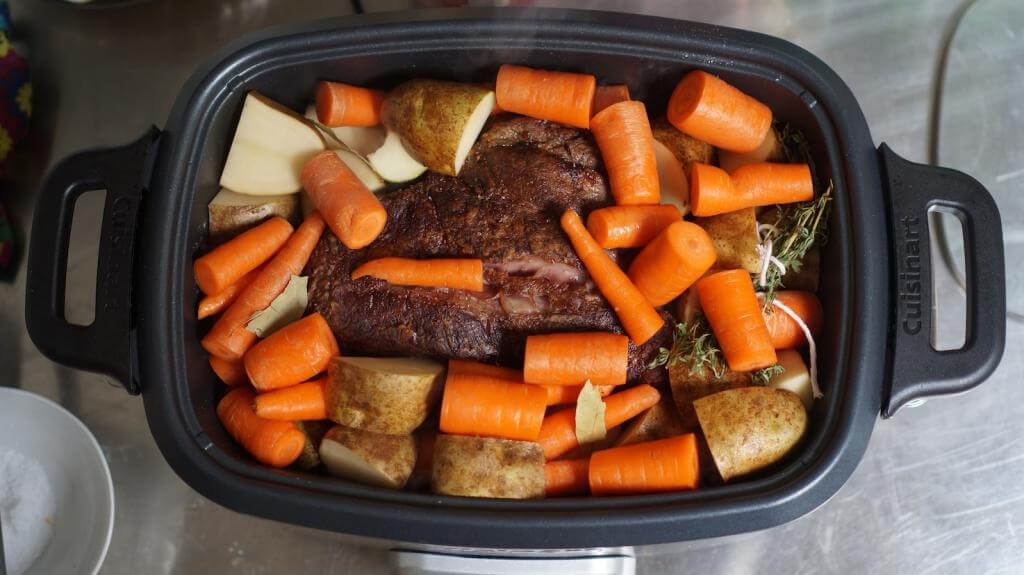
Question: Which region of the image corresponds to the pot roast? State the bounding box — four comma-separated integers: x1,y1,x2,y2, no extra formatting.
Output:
306,117,669,384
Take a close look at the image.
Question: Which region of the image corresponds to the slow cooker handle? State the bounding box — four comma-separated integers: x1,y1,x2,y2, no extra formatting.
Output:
25,128,161,395
879,144,1005,417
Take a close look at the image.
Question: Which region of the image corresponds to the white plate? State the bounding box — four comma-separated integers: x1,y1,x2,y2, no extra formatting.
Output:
0,387,114,575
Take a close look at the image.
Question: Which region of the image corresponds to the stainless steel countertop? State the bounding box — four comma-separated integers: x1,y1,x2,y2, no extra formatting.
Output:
2,1,1020,573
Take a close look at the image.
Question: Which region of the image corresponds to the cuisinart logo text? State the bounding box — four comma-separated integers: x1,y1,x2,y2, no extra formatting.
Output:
101,196,133,313
899,216,923,335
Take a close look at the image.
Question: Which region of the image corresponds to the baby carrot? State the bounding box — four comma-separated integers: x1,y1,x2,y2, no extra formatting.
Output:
696,269,777,371
202,212,325,361
351,257,484,292
254,377,328,421
538,384,660,460
667,70,772,153
561,210,664,345
542,383,614,406
591,100,660,205
523,332,629,387
243,313,340,392
301,150,387,250
730,163,813,207
315,81,385,127
448,359,522,382
193,217,292,295
217,387,305,468
438,373,547,441
589,434,699,495
545,458,591,496
495,64,596,129
592,84,630,116
585,205,682,249
209,355,248,386
627,221,717,307
197,265,262,320
763,291,823,349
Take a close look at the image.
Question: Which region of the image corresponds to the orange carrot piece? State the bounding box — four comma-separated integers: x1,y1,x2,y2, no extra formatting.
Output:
448,359,522,382
667,70,772,153
523,332,629,387
254,377,328,421
591,100,660,205
193,217,292,295
763,291,823,349
730,163,814,207
542,383,614,406
545,458,591,496
696,270,777,371
315,81,385,127
243,313,339,392
202,212,325,361
592,84,630,116
627,221,718,307
217,387,305,468
689,162,740,217
690,162,813,217
560,210,664,344
438,373,548,441
301,151,387,250
209,356,248,387
197,266,262,320
585,205,682,249
495,64,596,129
351,257,484,292
589,434,699,495
538,384,660,460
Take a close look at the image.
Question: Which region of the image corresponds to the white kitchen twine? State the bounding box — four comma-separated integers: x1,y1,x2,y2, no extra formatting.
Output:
756,222,822,399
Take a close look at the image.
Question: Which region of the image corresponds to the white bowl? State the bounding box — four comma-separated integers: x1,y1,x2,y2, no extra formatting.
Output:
0,387,114,575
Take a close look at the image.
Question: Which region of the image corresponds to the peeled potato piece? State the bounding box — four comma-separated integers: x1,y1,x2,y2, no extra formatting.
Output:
383,79,495,176
367,129,428,183
694,386,807,481
219,92,325,196
319,425,416,489
326,357,445,435
770,350,814,410
653,139,690,215
431,434,544,499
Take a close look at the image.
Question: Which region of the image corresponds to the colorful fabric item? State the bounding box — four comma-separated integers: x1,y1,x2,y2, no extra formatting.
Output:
0,0,29,165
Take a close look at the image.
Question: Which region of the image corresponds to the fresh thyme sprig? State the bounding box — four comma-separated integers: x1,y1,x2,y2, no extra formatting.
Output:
647,318,725,379
648,318,785,385
759,181,833,308
751,363,785,385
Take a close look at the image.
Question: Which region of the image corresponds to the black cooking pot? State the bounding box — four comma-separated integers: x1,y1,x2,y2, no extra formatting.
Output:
24,9,1005,548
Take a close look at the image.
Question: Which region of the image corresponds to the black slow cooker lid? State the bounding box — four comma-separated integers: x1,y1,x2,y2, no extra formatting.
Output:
24,8,1004,548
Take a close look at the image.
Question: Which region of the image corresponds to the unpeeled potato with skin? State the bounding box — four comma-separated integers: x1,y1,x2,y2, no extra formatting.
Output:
651,116,715,176
319,425,416,489
431,434,544,499
326,357,445,434
694,386,807,481
383,79,495,176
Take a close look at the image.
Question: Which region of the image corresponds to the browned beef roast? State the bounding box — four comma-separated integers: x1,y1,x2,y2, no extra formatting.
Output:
306,117,669,385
